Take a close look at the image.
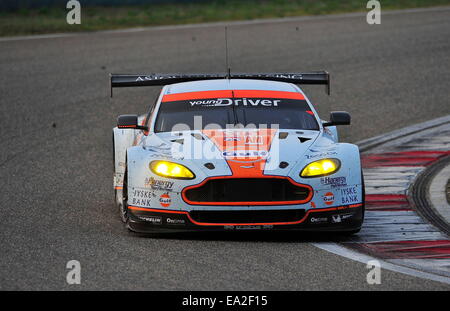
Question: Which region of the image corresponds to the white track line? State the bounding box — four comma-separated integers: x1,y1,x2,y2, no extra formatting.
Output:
1,6,450,42
313,242,450,285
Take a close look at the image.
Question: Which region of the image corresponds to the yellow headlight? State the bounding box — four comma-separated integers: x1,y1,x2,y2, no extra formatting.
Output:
300,158,341,178
149,161,195,179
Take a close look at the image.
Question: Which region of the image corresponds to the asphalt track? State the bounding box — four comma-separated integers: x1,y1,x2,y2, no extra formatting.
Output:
1,7,450,290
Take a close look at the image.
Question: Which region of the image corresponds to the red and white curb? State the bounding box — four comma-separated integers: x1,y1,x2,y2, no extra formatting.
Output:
313,115,450,284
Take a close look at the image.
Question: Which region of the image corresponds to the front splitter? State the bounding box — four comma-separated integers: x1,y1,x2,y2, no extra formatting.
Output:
126,204,363,233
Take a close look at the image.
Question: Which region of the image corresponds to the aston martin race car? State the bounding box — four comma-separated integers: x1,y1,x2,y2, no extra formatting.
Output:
112,72,364,234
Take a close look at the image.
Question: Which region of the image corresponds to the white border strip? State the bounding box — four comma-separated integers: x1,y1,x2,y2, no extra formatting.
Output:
313,242,450,285
1,5,450,42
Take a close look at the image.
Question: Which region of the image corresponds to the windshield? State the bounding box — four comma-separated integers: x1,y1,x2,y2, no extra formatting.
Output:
154,97,319,133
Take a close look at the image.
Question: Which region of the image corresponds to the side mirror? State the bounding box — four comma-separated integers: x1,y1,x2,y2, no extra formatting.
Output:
117,115,148,130
323,111,351,127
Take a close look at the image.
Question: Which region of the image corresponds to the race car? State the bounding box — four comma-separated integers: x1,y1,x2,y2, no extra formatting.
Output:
111,72,364,234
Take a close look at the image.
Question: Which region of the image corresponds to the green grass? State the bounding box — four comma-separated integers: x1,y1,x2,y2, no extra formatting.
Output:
1,0,450,37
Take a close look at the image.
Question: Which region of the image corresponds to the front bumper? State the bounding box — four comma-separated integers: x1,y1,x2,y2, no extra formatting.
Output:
126,203,364,233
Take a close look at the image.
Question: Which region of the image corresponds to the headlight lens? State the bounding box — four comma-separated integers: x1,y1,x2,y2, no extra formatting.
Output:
300,158,341,178
149,161,195,179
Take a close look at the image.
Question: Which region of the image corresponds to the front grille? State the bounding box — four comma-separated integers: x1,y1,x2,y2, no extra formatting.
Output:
184,178,310,204
189,209,306,224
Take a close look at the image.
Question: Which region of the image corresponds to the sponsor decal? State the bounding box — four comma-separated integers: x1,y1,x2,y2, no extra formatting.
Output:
305,151,338,160
323,192,335,206
166,217,185,225
189,99,221,107
147,153,173,159
138,215,162,224
222,150,268,159
189,98,281,107
224,225,273,230
132,189,155,198
341,186,359,204
310,201,317,208
244,135,263,145
131,198,153,207
309,148,338,153
320,176,347,188
223,133,263,144
331,213,354,223
159,193,171,208
235,225,262,230
310,217,328,224
131,189,156,206
144,177,174,191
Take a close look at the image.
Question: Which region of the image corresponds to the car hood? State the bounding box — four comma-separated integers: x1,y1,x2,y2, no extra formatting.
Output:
143,129,323,177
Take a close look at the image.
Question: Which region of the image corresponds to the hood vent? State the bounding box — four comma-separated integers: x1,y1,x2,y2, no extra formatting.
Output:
204,163,215,170
191,133,205,140
279,161,289,169
298,137,311,143
279,132,289,139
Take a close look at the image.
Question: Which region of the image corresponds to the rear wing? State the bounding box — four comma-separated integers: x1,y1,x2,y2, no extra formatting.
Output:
110,72,330,97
